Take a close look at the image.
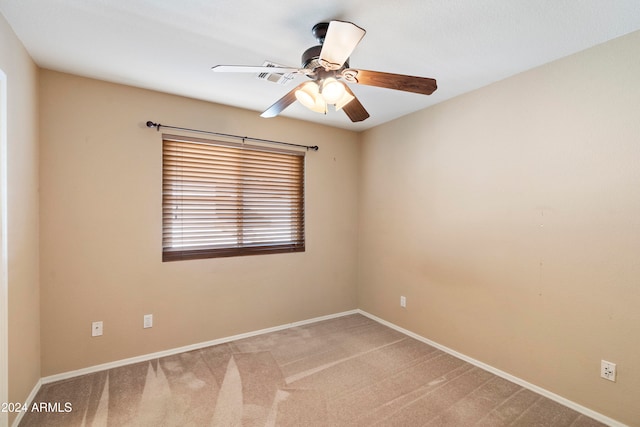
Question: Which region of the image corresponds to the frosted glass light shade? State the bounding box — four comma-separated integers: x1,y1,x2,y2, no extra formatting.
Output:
295,82,326,114
295,82,319,109
321,78,345,104
334,90,355,110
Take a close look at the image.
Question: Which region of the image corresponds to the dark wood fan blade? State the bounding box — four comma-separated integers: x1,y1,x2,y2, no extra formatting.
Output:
260,84,305,118
212,65,310,75
318,21,366,70
340,85,370,122
341,69,437,95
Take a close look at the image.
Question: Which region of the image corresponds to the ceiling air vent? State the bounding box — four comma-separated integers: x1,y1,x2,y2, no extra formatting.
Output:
256,61,295,85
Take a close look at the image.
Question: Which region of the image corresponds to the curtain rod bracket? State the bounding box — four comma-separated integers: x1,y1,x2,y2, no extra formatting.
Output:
146,121,161,131
145,120,318,151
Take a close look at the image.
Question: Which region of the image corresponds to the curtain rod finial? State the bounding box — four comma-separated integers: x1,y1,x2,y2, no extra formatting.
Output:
146,121,160,131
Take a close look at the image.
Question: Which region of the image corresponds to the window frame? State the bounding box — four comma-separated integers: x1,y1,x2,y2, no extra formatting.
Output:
162,134,305,262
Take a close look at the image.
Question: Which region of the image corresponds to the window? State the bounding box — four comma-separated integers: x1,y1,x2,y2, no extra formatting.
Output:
162,135,305,261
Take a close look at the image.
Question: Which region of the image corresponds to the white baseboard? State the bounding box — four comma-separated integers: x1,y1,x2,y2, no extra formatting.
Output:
41,309,359,384
356,309,626,427
25,308,624,427
10,378,42,427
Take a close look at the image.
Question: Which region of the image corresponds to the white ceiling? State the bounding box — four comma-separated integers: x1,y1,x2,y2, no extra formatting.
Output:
2,0,640,131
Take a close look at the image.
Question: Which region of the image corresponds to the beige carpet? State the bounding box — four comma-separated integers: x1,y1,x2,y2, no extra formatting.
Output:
20,314,606,426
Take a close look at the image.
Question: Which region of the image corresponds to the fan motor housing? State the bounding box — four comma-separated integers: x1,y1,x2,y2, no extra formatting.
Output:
301,45,349,71
301,45,322,69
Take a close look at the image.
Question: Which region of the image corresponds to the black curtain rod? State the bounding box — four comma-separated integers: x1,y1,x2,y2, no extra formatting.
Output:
146,121,319,151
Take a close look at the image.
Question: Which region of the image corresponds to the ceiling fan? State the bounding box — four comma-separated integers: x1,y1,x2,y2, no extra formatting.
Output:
212,21,437,122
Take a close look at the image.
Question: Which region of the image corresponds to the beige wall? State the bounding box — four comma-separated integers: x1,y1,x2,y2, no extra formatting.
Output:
38,70,360,376
358,30,640,425
0,12,41,426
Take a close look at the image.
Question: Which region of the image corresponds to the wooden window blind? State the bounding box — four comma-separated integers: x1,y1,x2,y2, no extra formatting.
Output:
162,135,305,261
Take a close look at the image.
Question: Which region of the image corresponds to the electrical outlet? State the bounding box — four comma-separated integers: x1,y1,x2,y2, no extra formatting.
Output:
601,360,616,382
91,321,103,337
143,314,153,329
400,296,406,308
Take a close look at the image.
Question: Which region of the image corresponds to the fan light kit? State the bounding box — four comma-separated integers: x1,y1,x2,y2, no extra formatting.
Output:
294,79,354,114
212,20,437,122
